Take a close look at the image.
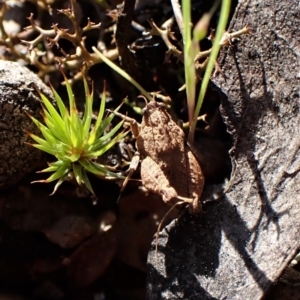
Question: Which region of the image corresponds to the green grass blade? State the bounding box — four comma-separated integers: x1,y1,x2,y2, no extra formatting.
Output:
96,119,124,143
39,161,65,173
29,115,61,145
82,77,93,138
39,93,65,129
39,125,60,145
28,133,52,148
50,177,65,195
90,120,125,152
94,83,106,134
191,0,231,141
61,72,83,148
73,162,83,185
61,72,76,116
38,165,59,173
88,113,112,144
80,169,96,197
43,165,70,182
91,131,128,157
182,0,196,143
92,47,152,102
50,84,67,118
31,143,58,156
79,159,105,176
43,110,70,144
79,158,122,178
69,111,82,148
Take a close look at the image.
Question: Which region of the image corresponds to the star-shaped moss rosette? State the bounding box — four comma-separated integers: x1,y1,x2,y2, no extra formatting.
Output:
26,72,127,197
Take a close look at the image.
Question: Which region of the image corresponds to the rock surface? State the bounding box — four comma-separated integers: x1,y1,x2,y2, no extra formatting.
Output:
0,60,53,188
147,0,300,299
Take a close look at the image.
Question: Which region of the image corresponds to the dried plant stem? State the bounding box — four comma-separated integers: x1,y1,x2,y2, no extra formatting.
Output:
170,0,184,37
93,47,152,102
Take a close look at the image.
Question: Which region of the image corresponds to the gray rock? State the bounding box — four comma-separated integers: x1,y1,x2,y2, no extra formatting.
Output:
147,0,300,299
0,60,54,188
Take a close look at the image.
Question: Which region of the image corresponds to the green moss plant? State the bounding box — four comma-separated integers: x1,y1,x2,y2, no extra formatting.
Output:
26,72,127,197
